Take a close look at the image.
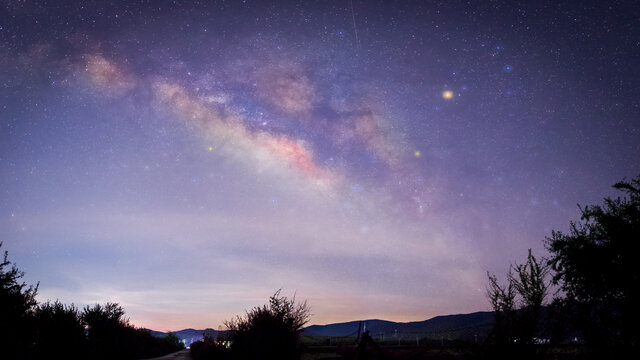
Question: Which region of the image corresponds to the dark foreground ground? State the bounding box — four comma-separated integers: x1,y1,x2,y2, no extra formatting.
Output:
165,343,633,360
145,349,192,360
301,344,610,360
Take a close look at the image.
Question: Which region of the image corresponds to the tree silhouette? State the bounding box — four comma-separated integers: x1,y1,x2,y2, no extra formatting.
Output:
32,301,86,359
487,270,516,345
510,250,549,311
0,242,39,359
225,289,311,360
546,175,640,347
509,249,550,343
81,302,185,359
0,243,184,359
487,249,550,345
82,302,129,359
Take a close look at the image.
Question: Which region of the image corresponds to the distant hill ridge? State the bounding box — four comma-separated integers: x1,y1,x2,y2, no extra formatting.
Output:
147,328,206,346
148,310,495,342
303,311,494,338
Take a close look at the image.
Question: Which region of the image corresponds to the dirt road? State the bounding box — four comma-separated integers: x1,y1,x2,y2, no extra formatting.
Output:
144,349,192,360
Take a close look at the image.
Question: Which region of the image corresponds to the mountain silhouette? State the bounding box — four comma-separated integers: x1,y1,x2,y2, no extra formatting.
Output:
149,310,495,343
302,311,494,339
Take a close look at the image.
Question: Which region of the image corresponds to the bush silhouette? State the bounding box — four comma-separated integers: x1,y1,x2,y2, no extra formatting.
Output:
191,338,230,360
225,290,310,360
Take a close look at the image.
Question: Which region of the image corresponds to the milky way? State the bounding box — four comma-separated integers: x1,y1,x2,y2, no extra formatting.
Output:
1,1,639,330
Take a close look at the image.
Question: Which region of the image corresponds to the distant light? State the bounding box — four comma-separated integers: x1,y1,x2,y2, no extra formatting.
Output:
442,90,454,99
207,146,213,151
503,65,512,72
414,150,422,157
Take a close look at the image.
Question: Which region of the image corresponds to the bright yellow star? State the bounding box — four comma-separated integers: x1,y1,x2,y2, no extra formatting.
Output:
207,146,213,151
414,150,422,157
442,90,454,99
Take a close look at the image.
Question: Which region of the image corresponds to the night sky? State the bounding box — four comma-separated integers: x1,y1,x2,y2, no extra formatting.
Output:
1,0,639,331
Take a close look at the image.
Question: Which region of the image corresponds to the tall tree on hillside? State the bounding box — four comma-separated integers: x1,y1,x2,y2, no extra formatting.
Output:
546,175,640,346
0,242,39,359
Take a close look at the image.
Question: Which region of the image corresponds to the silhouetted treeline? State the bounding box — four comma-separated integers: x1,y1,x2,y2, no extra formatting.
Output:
0,243,184,360
484,175,640,359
